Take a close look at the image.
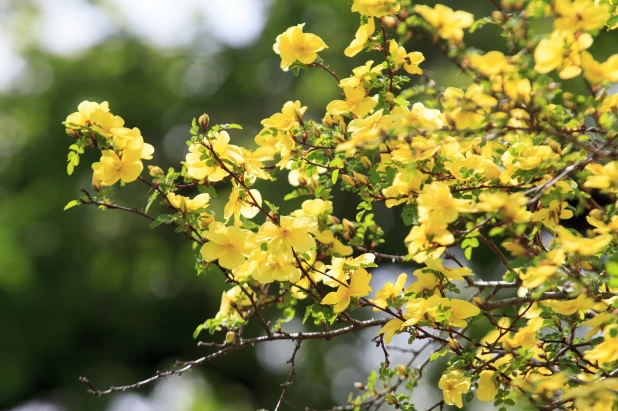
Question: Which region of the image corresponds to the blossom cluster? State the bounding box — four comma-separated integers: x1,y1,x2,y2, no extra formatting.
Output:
63,0,618,409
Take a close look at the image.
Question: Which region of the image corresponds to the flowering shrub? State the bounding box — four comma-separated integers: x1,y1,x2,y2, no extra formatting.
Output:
63,0,618,410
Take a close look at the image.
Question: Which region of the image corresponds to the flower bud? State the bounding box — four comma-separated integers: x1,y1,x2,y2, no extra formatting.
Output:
322,113,334,128
293,108,304,125
148,165,164,177
342,174,357,187
360,156,372,169
352,171,370,185
491,10,506,23
92,175,102,192
338,118,347,135
327,215,341,225
385,394,399,406
342,218,356,234
448,338,461,351
395,365,408,377
225,331,236,344
198,114,210,130
353,382,366,391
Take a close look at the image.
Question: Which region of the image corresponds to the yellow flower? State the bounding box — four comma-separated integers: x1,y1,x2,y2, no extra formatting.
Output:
405,220,454,263
214,291,244,325
584,161,618,190
200,222,255,270
351,0,400,17
390,102,443,131
345,18,375,57
248,250,301,284
257,215,318,254
502,317,544,350
534,30,593,79
339,60,384,89
531,200,573,229
423,258,473,282
438,370,471,408
291,199,333,218
372,273,406,309
92,149,144,186
224,181,262,226
273,23,328,71
381,169,427,208
477,370,498,402
554,0,610,32
321,268,372,313
555,226,612,256
261,100,306,131
543,294,596,316
326,84,378,118
413,4,474,44
167,193,210,213
468,51,512,77
324,253,375,287
378,318,404,344
584,325,618,366
405,270,439,294
65,100,110,130
388,40,425,75
417,181,476,224
184,131,234,182
426,297,480,328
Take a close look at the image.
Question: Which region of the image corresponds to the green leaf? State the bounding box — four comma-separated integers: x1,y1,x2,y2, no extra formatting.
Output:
464,247,473,260
145,192,158,214
67,163,75,175
193,324,204,339
606,261,618,277
606,14,618,28
63,200,80,210
149,219,164,229
331,169,339,184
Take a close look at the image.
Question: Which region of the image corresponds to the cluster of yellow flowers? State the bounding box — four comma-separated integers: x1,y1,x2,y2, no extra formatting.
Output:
63,0,618,409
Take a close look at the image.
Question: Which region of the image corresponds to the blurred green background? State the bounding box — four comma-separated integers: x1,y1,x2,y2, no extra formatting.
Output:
1,1,616,410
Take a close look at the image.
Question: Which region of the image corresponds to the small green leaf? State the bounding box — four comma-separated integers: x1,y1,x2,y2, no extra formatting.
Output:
331,169,339,184
606,261,618,277
464,247,473,260
64,200,80,210
149,219,164,229
606,14,618,28
67,163,75,175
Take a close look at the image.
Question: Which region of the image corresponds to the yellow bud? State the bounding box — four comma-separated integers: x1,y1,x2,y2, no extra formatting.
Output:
491,10,507,23
327,215,341,225
293,108,304,125
562,92,574,101
384,92,394,103
584,107,595,116
473,297,484,307
448,338,461,351
225,331,236,344
198,113,210,130
395,365,408,377
342,218,356,234
148,165,164,177
92,174,102,192
322,113,334,128
338,118,347,135
360,156,372,169
352,171,370,185
385,394,399,406
199,213,215,228
342,174,357,187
